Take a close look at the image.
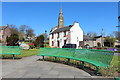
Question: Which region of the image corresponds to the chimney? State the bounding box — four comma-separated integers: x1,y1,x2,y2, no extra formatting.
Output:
73,21,79,26
6,24,9,27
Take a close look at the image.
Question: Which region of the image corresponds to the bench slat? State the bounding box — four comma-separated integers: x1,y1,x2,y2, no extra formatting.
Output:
0,46,22,55
38,48,114,67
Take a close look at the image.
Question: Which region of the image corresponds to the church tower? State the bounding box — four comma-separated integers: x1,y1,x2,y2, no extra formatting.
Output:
58,8,64,28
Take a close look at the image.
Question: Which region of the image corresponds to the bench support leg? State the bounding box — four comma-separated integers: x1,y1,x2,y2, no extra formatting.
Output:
55,57,57,61
81,61,85,69
67,58,70,64
95,66,99,75
13,54,15,60
42,56,44,61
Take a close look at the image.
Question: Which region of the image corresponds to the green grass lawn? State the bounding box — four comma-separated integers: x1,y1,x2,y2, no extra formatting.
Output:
18,49,39,57
111,56,119,67
99,55,120,77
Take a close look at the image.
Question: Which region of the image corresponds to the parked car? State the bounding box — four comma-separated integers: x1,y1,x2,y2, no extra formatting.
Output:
84,44,90,49
62,44,77,48
106,48,117,51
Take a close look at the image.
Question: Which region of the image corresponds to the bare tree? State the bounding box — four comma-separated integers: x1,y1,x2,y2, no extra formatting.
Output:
19,25,29,34
92,32,97,38
19,25,29,40
86,32,97,38
19,31,26,40
113,31,120,40
26,28,35,37
100,28,105,37
86,32,92,37
105,34,116,47
9,25,19,35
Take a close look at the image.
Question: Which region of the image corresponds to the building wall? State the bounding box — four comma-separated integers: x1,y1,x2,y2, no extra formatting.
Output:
70,22,83,48
0,29,3,42
94,37,104,47
49,22,83,48
83,37,105,47
114,41,120,47
3,26,11,42
84,41,94,47
49,31,69,48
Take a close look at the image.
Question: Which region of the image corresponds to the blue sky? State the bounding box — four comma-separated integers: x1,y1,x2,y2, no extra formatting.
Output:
2,2,118,36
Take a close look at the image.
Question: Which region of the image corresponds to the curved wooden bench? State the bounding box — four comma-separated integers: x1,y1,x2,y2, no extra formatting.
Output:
0,46,22,59
37,48,114,75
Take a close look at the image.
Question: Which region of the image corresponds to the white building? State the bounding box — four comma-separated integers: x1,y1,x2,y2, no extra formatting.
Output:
49,8,83,48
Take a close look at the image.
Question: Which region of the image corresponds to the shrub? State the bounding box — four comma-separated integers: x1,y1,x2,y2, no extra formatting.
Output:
6,34,19,46
46,45,51,48
28,42,35,49
34,35,44,48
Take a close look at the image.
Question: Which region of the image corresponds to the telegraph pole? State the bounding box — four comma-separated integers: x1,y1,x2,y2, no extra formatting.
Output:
117,16,120,41
115,16,120,53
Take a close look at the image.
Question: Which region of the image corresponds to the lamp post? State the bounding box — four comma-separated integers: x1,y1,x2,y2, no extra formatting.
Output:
116,16,120,52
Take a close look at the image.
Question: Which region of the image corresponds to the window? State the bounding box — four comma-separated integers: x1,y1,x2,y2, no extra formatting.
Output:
52,34,54,39
64,31,66,37
52,41,54,46
64,40,67,45
57,40,59,47
57,32,59,38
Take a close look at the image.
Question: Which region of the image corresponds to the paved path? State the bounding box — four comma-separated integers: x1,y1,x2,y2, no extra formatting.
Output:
2,55,93,78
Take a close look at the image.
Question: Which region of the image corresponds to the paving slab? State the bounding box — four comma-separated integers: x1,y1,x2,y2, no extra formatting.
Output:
1,55,93,78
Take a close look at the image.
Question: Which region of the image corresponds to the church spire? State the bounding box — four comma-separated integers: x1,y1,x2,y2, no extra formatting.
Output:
60,8,62,14
58,7,64,28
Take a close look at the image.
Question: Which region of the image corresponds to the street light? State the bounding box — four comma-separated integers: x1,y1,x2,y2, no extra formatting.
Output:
117,16,120,52
118,16,120,22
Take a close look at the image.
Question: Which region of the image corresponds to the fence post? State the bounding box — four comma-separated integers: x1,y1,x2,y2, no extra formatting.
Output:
42,56,44,61
81,61,85,69
95,66,99,75
67,58,70,64
55,57,57,61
